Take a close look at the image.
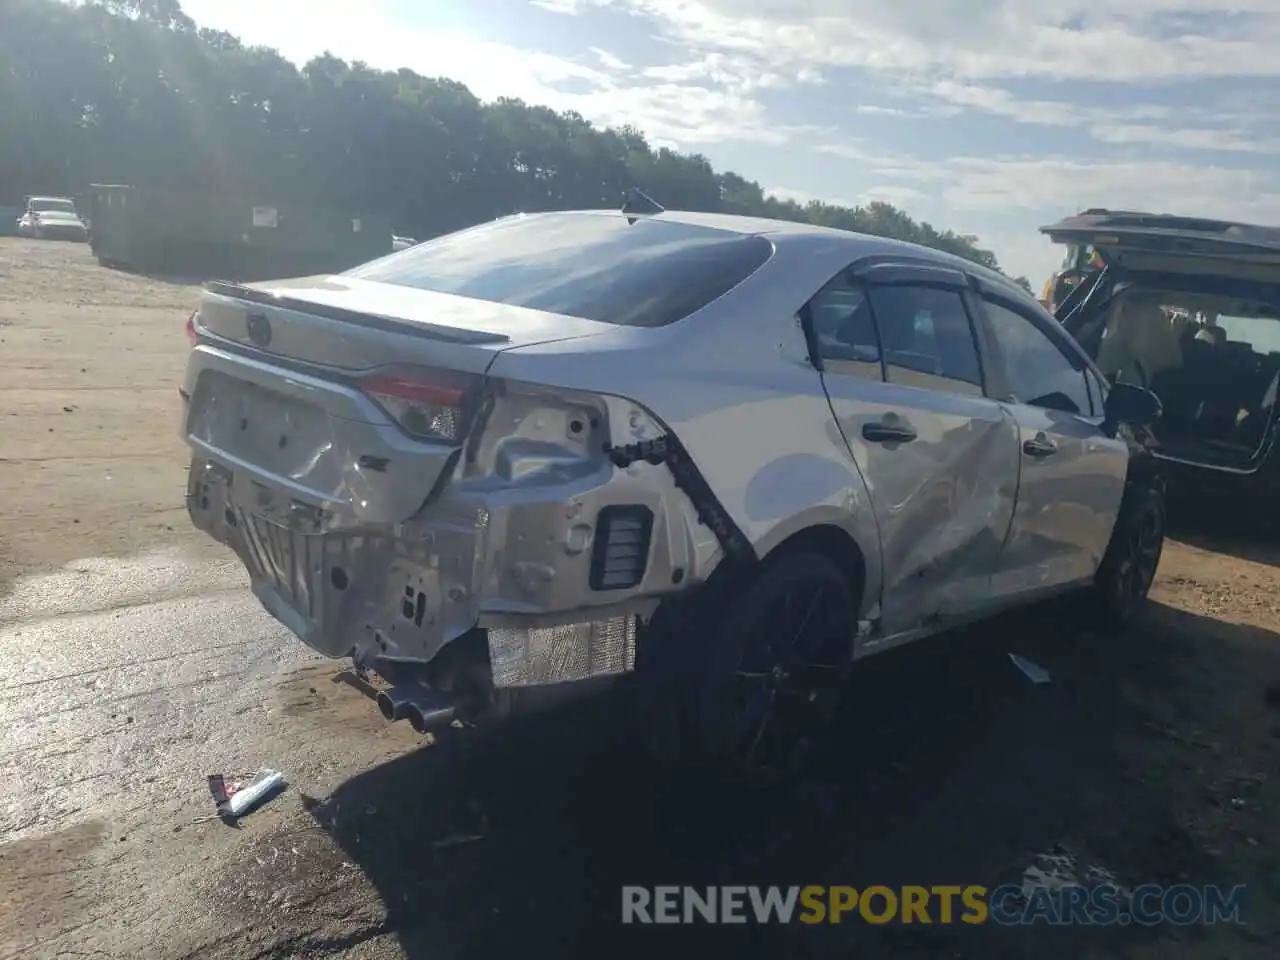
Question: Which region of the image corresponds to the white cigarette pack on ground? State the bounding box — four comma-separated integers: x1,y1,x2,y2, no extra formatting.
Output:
210,768,287,821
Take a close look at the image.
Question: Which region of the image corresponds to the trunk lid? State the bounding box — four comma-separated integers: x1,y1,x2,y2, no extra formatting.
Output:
184,276,613,525
1041,210,1280,287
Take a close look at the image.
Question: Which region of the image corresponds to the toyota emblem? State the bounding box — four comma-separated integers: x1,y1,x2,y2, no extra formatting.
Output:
246,312,272,348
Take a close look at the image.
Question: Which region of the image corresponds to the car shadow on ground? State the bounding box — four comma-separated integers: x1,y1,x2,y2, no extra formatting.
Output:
305,601,1278,960
1169,520,1280,569
1165,491,1279,567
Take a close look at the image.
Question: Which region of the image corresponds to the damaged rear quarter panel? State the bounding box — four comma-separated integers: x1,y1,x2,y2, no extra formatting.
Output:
185,370,718,669
455,381,721,616
485,247,886,620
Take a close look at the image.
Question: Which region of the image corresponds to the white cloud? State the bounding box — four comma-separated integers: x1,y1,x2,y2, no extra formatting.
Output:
1087,123,1276,153
534,2,1280,151
589,47,631,71
854,105,910,117
569,0,1280,82
800,133,1280,281
913,79,1276,153
640,52,804,92
529,0,587,12
938,156,1280,221
812,140,1280,225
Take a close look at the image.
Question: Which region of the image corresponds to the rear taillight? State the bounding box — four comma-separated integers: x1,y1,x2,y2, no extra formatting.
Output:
186,310,199,346
359,366,479,443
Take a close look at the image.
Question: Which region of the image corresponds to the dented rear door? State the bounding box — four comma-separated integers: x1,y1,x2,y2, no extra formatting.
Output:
971,287,1130,590
809,267,1020,636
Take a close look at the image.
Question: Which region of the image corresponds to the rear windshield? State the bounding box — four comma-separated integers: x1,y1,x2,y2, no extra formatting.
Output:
346,212,774,327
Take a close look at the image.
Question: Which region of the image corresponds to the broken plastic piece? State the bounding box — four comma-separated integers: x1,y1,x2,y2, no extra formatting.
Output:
1008,653,1051,685
208,769,287,821
432,833,485,849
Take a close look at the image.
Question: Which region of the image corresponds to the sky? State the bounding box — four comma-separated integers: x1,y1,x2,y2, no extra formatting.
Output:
180,0,1280,286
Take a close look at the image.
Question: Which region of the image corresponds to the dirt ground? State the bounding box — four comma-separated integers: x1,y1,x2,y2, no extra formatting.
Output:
0,237,223,596
1,237,1279,959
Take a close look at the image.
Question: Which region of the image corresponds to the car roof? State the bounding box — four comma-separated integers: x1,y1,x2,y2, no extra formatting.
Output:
533,208,1022,296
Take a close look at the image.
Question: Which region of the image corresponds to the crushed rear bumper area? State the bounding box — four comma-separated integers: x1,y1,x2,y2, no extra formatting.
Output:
181,334,731,727
186,452,667,710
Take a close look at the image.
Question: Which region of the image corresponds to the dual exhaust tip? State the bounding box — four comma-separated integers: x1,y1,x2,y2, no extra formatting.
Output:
375,684,458,734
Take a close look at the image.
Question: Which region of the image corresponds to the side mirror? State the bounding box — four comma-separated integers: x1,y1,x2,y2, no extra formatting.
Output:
1103,381,1162,433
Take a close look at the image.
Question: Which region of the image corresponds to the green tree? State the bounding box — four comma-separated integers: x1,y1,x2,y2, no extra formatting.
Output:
0,0,1009,273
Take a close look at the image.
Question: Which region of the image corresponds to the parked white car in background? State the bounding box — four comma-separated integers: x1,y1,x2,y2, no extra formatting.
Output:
179,196,1166,783
17,196,88,242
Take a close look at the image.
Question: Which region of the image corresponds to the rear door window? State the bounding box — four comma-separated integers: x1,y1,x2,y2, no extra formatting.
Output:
806,274,883,381
347,212,774,328
867,285,985,396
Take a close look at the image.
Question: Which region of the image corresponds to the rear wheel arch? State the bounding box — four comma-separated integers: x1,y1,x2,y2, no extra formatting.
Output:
749,505,880,613
637,521,868,672
756,523,868,616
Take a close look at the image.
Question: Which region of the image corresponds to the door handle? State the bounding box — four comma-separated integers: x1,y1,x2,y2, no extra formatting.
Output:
862,421,918,444
1022,433,1058,458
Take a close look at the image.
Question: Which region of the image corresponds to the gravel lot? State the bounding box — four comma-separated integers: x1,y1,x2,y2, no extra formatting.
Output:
1,237,1278,959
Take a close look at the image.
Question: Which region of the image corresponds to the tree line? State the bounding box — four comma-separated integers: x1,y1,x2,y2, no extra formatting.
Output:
0,0,1030,286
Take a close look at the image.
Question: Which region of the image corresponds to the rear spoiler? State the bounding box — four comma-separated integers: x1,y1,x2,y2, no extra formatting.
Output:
202,280,512,346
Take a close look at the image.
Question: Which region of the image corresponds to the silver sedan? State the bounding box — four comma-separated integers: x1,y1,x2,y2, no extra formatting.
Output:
178,203,1165,782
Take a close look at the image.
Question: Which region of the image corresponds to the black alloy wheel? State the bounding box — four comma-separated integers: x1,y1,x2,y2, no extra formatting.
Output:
697,552,858,787
1095,485,1165,627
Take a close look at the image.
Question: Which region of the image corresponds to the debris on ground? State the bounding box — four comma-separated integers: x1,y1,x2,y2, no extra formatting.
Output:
1021,845,1129,902
432,833,485,849
1008,653,1052,685
208,769,287,822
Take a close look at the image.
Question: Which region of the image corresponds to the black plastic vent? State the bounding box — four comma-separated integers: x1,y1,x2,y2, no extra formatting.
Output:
589,506,654,591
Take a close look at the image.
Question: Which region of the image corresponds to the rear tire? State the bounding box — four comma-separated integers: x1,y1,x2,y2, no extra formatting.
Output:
637,550,858,787
1088,483,1165,630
